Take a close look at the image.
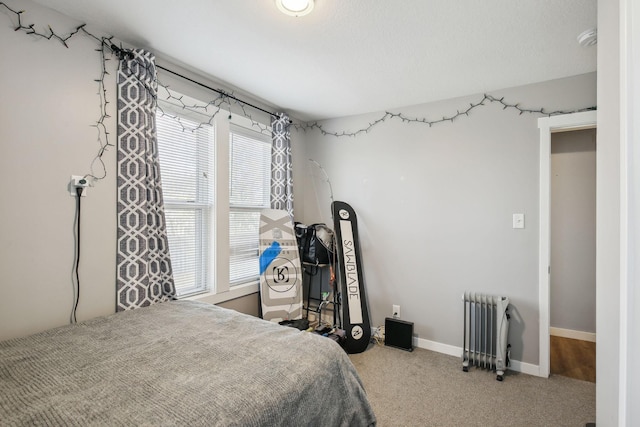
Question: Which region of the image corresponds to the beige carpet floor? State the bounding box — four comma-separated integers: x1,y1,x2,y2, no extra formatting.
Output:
349,344,595,427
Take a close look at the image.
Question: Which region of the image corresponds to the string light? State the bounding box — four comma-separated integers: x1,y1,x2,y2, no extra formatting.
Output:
155,83,271,135
293,95,597,138
0,1,84,46
85,35,117,181
0,1,273,183
1,1,118,182
2,0,598,163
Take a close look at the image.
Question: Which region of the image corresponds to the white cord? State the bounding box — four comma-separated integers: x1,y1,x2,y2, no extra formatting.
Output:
372,325,385,345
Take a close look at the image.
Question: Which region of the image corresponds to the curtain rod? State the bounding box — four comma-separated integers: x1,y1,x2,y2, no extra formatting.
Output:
155,64,281,119
110,45,283,119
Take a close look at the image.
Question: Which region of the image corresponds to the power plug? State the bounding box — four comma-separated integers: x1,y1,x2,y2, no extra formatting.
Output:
69,175,91,197
393,304,400,319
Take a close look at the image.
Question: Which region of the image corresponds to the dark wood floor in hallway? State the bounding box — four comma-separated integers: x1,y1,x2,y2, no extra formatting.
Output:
550,335,596,383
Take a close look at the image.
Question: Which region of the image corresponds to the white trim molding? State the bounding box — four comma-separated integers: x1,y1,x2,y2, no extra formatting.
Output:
187,282,259,305
550,327,596,343
413,337,540,377
620,0,640,423
538,111,598,379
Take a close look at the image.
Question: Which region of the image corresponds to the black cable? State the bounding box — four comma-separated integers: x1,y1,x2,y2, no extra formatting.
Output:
71,186,83,323
108,43,281,120
154,64,282,120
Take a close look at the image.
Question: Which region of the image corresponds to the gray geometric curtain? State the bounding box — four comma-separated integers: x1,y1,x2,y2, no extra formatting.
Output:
271,113,294,216
116,49,176,311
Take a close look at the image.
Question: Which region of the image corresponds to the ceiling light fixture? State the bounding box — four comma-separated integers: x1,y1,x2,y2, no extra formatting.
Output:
276,0,314,17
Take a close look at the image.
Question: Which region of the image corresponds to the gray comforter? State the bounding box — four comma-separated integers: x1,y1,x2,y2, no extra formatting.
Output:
0,301,376,426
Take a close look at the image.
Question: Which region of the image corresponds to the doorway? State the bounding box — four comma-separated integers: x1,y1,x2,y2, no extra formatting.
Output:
537,110,597,378
549,128,596,382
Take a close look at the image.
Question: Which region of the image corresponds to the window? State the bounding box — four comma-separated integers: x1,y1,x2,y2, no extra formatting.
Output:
228,126,271,285
156,106,214,297
155,92,272,299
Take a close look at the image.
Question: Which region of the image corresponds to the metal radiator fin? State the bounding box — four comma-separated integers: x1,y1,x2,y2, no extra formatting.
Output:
462,292,510,381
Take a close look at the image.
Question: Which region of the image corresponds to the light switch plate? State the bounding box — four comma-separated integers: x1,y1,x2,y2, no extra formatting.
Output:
513,213,525,229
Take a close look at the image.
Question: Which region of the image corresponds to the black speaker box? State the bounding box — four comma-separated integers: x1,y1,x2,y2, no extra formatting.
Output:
384,317,414,352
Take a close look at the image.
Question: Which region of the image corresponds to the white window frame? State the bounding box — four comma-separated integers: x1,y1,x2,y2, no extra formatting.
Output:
228,124,272,286
211,113,271,303
156,100,215,298
156,90,272,304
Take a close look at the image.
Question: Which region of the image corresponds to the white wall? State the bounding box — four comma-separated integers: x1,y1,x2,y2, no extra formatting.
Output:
0,1,117,340
596,0,622,424
299,73,596,366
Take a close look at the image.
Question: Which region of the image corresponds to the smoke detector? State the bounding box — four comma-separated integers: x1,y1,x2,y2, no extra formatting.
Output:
577,28,597,47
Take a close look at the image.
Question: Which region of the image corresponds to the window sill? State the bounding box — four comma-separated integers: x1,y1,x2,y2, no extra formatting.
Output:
184,282,259,305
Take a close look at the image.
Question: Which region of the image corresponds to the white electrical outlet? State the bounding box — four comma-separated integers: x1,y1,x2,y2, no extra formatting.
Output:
393,304,400,319
69,175,90,197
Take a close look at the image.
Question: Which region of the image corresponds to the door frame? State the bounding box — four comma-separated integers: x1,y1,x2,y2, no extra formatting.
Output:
537,110,597,378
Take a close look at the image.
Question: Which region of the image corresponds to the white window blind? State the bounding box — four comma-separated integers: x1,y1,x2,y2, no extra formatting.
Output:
156,107,214,297
229,125,271,285
153,87,272,300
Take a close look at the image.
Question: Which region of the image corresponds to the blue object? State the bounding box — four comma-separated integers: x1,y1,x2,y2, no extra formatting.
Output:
259,241,282,275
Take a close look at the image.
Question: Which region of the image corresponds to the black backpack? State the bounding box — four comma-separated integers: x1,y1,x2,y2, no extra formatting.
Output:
294,223,334,266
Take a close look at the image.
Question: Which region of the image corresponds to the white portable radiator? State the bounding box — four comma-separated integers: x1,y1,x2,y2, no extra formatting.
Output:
462,292,511,381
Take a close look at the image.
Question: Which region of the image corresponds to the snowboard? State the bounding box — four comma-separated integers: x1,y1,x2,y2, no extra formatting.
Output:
332,201,371,353
259,209,303,322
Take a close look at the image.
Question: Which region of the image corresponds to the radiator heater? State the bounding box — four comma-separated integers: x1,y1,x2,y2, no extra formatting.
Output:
462,292,511,381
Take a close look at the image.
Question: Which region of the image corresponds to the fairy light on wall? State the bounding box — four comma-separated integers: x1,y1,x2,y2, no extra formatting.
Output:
0,1,274,182
1,0,598,167
294,95,596,138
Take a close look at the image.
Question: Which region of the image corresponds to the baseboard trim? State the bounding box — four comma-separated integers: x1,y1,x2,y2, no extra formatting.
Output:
549,327,596,342
412,337,542,377
414,337,460,357
508,359,541,377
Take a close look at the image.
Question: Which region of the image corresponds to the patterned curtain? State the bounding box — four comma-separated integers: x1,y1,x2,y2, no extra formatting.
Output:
271,113,294,216
116,49,176,311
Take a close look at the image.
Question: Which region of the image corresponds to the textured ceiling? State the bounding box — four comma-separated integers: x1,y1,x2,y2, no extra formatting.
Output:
31,0,597,121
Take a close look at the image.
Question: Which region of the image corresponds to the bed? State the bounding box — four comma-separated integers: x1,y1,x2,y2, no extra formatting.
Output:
0,300,376,426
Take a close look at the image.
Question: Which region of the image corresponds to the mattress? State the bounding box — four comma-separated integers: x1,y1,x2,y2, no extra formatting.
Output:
0,300,376,426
